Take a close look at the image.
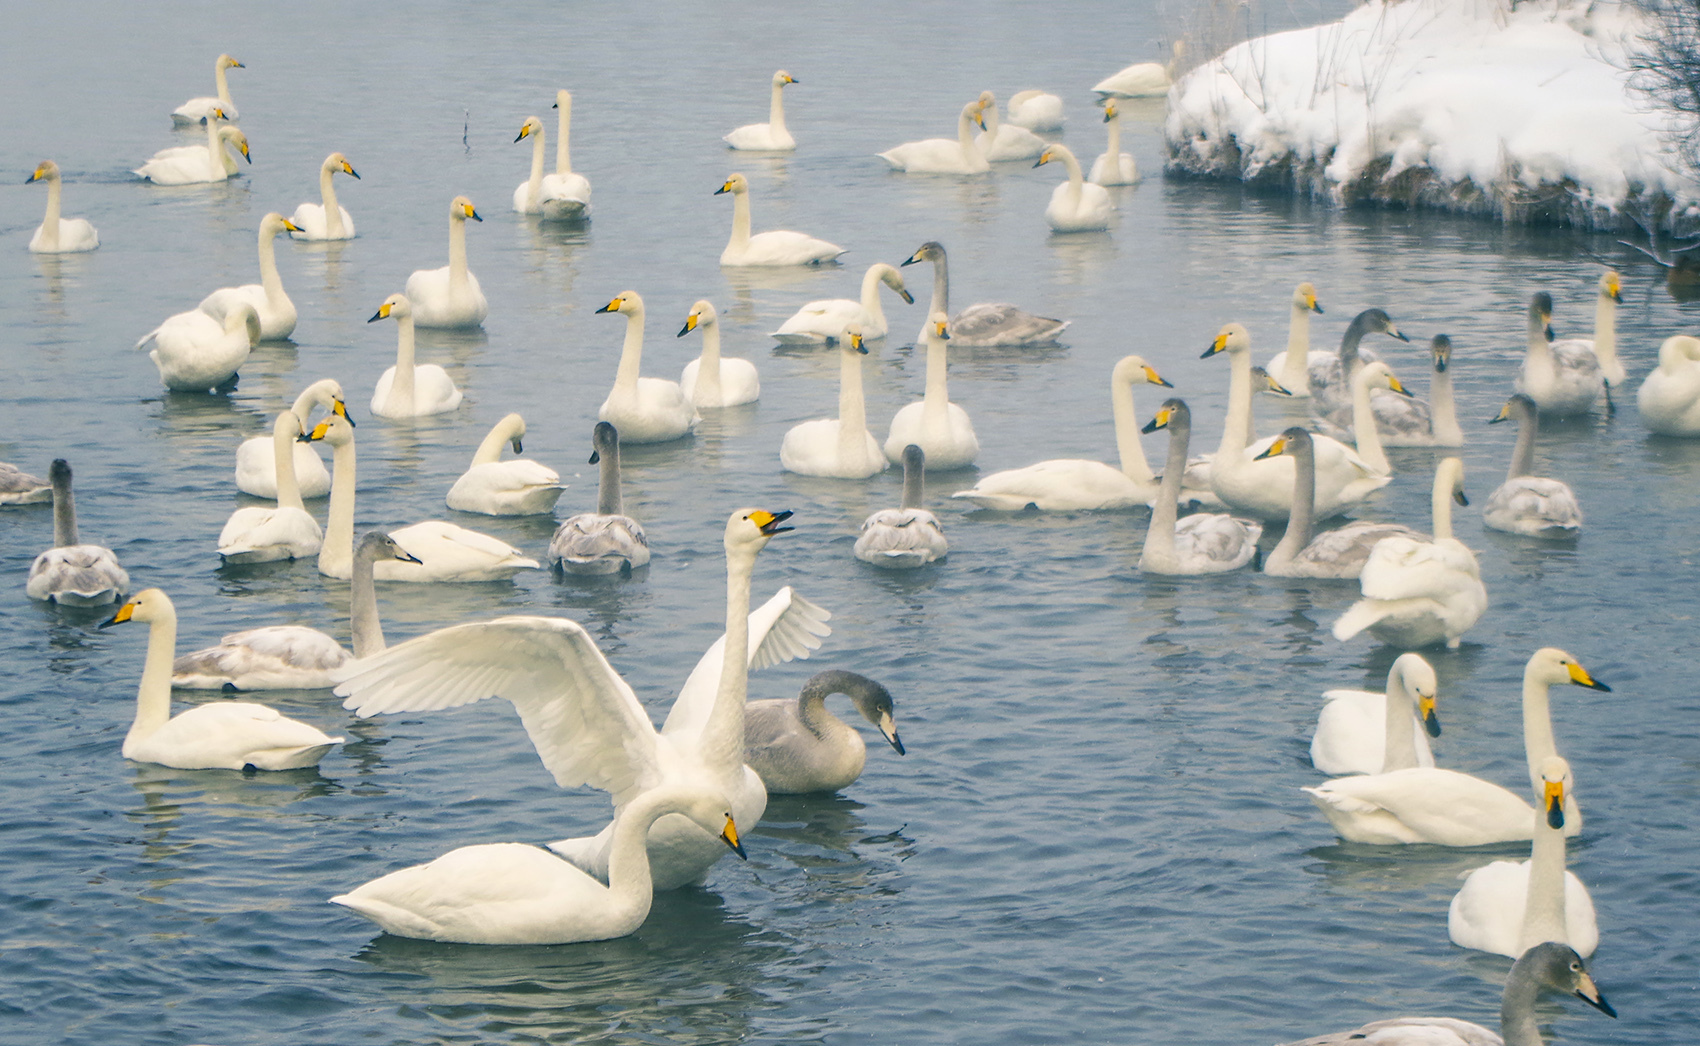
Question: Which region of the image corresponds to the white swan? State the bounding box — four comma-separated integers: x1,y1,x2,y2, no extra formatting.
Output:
1006,90,1065,131
1138,399,1261,574
216,411,322,563
1449,756,1599,959
725,70,798,151
1548,270,1626,401
771,262,913,343
303,413,539,583
900,240,1067,348
1034,143,1112,232
780,325,888,478
1484,394,1583,537
288,153,359,240
1309,653,1438,776
136,301,259,392
101,590,342,771
330,785,745,944
171,53,242,125
1308,307,1411,415
884,313,979,468
1093,43,1185,98
405,196,488,329
512,115,551,214
1255,427,1421,579
537,91,593,220
199,212,301,341
336,509,832,891
0,462,51,505
951,355,1169,510
679,300,759,407
974,92,1046,162
174,532,420,691
745,671,904,793
1088,102,1139,186
26,459,129,606
26,161,98,253
1332,457,1488,650
1515,292,1601,417
1273,942,1615,1046
368,294,463,418
233,380,346,499
135,115,250,185
1262,282,1325,397
855,444,948,568
716,172,844,266
446,413,564,516
1638,334,1700,436
1323,360,1412,474
1204,323,1389,522
548,422,650,576
877,98,990,175
596,291,698,443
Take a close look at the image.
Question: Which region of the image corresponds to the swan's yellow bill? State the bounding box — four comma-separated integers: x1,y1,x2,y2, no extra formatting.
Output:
749,510,794,535
1254,436,1289,461
1543,778,1566,828
1566,661,1610,691
100,602,136,628
720,816,746,859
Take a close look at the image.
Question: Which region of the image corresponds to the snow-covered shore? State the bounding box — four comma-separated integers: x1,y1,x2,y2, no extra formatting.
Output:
1164,0,1697,230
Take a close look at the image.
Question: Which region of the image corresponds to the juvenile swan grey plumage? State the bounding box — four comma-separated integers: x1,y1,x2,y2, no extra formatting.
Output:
548,422,650,576
744,670,904,794
854,444,948,568
1275,941,1615,1046
25,459,130,606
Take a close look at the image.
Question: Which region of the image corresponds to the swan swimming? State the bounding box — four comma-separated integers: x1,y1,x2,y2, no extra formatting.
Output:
405,196,488,329
596,291,699,443
884,314,979,468
1307,307,1410,415
137,301,260,392
0,462,51,505
877,98,990,175
368,293,463,418
1034,143,1112,232
855,444,948,568
233,380,347,499
446,413,565,516
1139,399,1261,574
136,113,250,185
26,460,129,606
26,161,98,253
170,53,242,125
216,411,323,564
1483,394,1582,538
900,241,1067,348
1006,90,1065,131
548,422,650,576
1309,653,1438,776
1547,270,1626,404
974,92,1046,162
716,172,844,266
1319,334,1462,448
744,670,904,793
1638,334,1700,436
780,324,888,478
337,509,831,892
679,300,760,407
199,213,302,341
288,153,359,240
102,590,343,771
724,71,798,151
1262,282,1325,397
771,262,913,344
1088,102,1139,186
1255,427,1421,580
537,90,593,220
1093,42,1186,98
1515,292,1601,417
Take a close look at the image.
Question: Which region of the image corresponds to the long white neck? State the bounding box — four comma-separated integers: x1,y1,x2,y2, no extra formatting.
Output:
922,331,950,429
319,164,345,238
349,540,386,658
1282,300,1313,393
525,130,545,209
1519,801,1570,953
555,99,573,174
727,189,752,254
1430,365,1461,445
1521,674,1557,794
214,61,233,107
858,268,889,331
767,80,788,135
837,346,868,461
1144,416,1189,564
391,313,417,412
1269,441,1316,569
1430,468,1455,541
596,443,622,516
272,413,305,511
39,174,63,250
604,790,689,919
956,106,978,157
447,213,469,292
1105,112,1122,163
696,320,723,402
701,546,758,765
1349,372,1391,473
256,224,286,311
319,436,357,578
1058,147,1086,199
471,420,516,467
203,117,223,165
1380,669,1419,771
126,609,179,750
614,309,645,394
1111,373,1155,482
1592,290,1621,379
1217,348,1255,458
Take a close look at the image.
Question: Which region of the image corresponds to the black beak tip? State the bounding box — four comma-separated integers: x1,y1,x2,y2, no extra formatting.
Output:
470,212,482,222
97,614,120,629
677,324,691,338
1313,304,1325,314
1155,376,1174,388
1140,419,1160,434
367,311,383,323
400,551,423,564
514,132,525,143
1200,345,1220,359
1584,993,1617,1019
588,449,600,465
1424,711,1441,737
889,734,906,756
594,304,612,314
1547,803,1566,830
349,170,361,180
900,256,917,267
1584,679,1612,692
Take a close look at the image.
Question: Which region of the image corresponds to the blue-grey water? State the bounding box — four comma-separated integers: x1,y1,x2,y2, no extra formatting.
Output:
2,2,1697,1044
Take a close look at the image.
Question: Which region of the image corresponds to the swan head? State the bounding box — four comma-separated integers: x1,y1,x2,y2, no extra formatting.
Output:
1346,307,1407,344
357,531,423,567
773,70,797,86
1512,942,1616,1019
261,213,303,238
679,299,717,337
966,98,988,130
1436,456,1468,506
596,291,644,317
1430,334,1451,371
877,264,915,304
1032,144,1070,168
726,507,795,560
648,788,746,860
220,127,252,163
809,670,904,754
449,195,482,222
1253,426,1313,461
1141,397,1190,434
1110,355,1172,389
324,152,359,179
715,173,749,196
1356,360,1411,396
368,293,413,324
1600,269,1622,304
1390,653,1440,738
1293,282,1323,314
1202,322,1250,359
825,324,867,355
515,116,544,143
218,54,244,70
1529,293,1555,339
26,160,61,185
902,241,945,268
1489,392,1537,426
497,412,527,454
301,412,356,448
1537,755,1573,830
100,588,175,629
925,312,950,343
587,420,621,464
1251,365,1293,396
1102,101,1118,122
1527,647,1610,693
553,89,572,110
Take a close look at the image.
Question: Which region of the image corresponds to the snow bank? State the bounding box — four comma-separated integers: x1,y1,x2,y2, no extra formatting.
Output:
1164,0,1696,229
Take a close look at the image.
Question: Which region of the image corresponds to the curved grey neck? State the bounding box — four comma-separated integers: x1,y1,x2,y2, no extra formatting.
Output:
797,670,877,739
1508,406,1537,481
52,473,78,547
1338,313,1377,381
349,537,386,658
900,454,924,510
1498,962,1553,1046
1270,439,1316,566
597,442,622,516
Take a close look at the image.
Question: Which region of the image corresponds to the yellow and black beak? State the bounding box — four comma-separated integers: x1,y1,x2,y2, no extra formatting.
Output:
1263,374,1294,396
231,59,245,69
879,713,905,755
899,288,915,305
1102,103,1116,123
1141,407,1173,434
1420,694,1440,737
282,218,303,234
1309,295,1324,315
1145,366,1173,388
714,179,734,195
720,816,747,859
1489,401,1513,424
901,249,922,267
510,436,524,454
751,509,795,535
332,397,355,428
343,160,360,179
1389,323,1410,343
463,202,482,222
1253,436,1289,461
596,297,622,315
98,601,137,629
368,301,393,323
934,320,948,339
299,418,333,443
1432,338,1450,372
1202,332,1228,358
1031,150,1052,169
1566,661,1610,692
679,313,699,337
26,166,45,184
515,125,531,143
1387,375,1413,398
1606,276,1623,305
784,74,798,84
238,139,252,163
850,331,867,354
1544,778,1566,830
1575,972,1616,1018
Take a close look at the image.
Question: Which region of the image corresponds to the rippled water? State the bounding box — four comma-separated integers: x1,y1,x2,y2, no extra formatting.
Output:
3,2,1697,1044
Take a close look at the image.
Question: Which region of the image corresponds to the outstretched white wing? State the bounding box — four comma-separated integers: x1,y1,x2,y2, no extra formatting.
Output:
661,587,832,740
334,616,662,804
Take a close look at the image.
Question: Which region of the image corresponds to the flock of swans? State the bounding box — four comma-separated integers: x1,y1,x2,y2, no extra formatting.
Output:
9,43,1695,1045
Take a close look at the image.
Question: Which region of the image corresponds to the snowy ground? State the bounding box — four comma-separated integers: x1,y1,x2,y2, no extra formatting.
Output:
1164,0,1697,229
